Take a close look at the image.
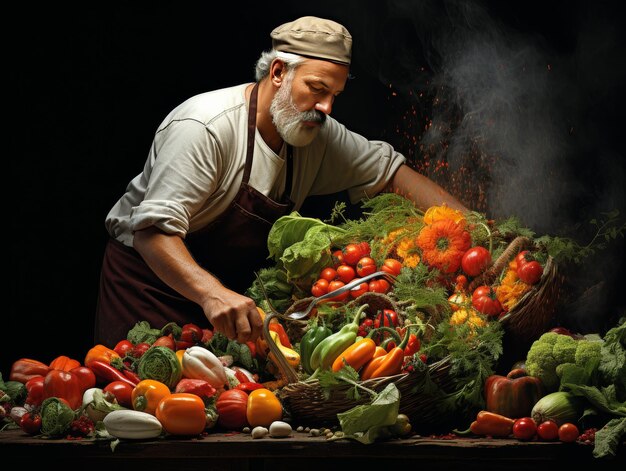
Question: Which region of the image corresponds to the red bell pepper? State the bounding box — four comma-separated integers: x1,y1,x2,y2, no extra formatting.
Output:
235,381,265,393
69,366,97,392
9,358,51,384
42,369,83,410
49,355,81,371
24,376,45,407
174,378,217,403
90,360,138,387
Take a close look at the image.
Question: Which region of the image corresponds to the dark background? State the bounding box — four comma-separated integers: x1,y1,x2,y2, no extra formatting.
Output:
7,1,625,376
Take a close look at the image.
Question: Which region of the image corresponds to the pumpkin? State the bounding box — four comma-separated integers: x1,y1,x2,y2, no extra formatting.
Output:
484,368,545,419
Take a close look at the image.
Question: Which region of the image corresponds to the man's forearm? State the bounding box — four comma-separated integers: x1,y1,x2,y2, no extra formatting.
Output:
387,164,469,212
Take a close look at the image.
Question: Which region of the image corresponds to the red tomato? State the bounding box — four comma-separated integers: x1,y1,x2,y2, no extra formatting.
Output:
471,285,503,317
69,366,96,392
336,264,356,283
558,423,580,443
132,342,151,359
342,243,364,266
114,340,134,357
512,417,537,441
381,258,402,276
327,280,350,302
537,420,559,441
517,260,543,285
201,328,214,343
461,246,492,277
374,309,399,328
181,323,204,344
216,389,249,430
332,249,344,267
358,241,371,257
515,250,532,266
311,278,330,297
104,380,134,408
19,412,42,435
320,267,338,282
153,334,176,350
356,257,377,277
368,278,390,294
350,281,369,299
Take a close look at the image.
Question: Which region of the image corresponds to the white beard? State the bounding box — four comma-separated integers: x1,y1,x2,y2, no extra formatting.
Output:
270,72,326,147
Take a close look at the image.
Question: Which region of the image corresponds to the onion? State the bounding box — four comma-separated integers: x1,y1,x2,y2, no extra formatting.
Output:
531,391,583,426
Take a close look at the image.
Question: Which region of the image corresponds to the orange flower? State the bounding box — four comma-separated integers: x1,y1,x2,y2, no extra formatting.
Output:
423,204,466,226
380,227,421,268
495,261,532,311
416,219,471,274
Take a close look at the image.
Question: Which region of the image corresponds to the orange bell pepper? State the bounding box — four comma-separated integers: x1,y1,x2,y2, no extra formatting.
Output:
9,358,51,384
155,393,207,436
49,355,81,372
131,379,171,415
331,337,376,372
84,344,120,368
245,387,283,427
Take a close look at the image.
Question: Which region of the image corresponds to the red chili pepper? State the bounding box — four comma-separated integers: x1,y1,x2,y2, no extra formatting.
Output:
122,369,141,385
235,381,265,393
404,334,421,356
245,341,257,357
90,360,138,387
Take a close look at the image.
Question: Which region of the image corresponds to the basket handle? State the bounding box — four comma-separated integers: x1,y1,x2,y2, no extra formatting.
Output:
468,236,532,292
263,312,300,384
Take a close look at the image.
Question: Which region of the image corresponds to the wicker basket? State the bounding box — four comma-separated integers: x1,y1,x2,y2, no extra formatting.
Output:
263,236,563,427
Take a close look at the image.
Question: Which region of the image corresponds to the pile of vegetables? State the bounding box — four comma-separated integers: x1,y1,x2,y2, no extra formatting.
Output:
1,193,624,457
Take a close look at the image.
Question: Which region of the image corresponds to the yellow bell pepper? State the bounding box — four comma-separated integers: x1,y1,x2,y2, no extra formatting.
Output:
246,387,283,427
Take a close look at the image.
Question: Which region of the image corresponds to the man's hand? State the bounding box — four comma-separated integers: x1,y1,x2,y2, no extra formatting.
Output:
200,288,263,343
133,227,263,343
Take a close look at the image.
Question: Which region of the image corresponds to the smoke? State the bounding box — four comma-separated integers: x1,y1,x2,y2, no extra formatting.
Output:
368,0,625,237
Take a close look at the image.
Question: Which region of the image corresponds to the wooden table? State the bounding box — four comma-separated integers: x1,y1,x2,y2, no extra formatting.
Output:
2,428,623,471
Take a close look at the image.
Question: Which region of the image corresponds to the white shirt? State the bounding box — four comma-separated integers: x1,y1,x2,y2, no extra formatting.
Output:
105,83,406,246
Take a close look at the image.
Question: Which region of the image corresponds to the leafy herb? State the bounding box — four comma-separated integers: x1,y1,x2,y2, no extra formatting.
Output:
126,321,161,345
245,267,295,313
535,210,625,264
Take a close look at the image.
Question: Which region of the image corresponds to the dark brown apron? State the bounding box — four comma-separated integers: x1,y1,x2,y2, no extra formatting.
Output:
94,83,294,347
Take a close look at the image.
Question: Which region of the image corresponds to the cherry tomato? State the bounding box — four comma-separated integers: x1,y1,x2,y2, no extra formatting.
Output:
332,250,344,267
114,340,134,357
181,323,204,344
320,267,338,282
20,412,42,435
455,274,468,291
558,423,580,443
515,250,532,267
471,285,503,317
517,260,543,285
311,278,330,297
369,278,390,294
512,417,537,441
342,243,364,266
336,264,356,283
359,241,371,257
374,309,399,328
104,380,135,408
132,342,151,359
153,334,176,350
356,257,377,277
461,246,492,277
327,280,350,302
350,281,369,299
537,420,559,441
381,258,402,276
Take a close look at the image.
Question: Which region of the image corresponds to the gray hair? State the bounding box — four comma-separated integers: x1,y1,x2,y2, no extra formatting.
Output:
254,50,305,81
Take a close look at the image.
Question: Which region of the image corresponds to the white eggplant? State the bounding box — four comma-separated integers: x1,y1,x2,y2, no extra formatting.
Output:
103,409,162,439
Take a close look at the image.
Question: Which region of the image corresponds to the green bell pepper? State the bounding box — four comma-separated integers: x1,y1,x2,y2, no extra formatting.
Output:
300,325,332,375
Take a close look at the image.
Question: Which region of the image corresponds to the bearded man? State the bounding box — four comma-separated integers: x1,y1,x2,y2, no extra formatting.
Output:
95,16,467,347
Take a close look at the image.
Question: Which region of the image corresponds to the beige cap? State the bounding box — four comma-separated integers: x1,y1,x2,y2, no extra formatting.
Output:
271,16,352,65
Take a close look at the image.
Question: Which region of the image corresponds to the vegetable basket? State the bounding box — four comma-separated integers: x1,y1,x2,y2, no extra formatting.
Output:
261,296,460,430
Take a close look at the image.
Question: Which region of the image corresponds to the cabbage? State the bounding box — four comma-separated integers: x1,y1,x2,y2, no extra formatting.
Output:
137,346,182,389
40,397,75,437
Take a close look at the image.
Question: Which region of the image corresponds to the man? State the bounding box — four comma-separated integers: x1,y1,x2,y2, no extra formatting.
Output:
95,16,467,348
